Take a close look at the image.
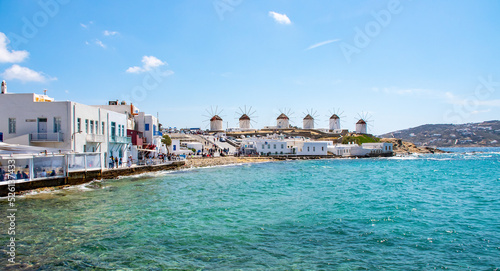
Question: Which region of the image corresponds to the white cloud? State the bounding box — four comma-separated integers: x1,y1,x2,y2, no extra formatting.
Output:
306,39,340,50
0,32,29,63
269,11,291,25
95,39,106,48
126,56,168,73
126,66,143,74
103,30,119,36
80,21,93,29
1,64,56,83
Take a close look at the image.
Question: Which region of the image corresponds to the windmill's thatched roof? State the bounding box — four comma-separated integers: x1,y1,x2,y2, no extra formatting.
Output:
303,114,314,120
210,115,223,121
330,114,339,120
239,114,250,120
356,119,367,125
277,113,289,120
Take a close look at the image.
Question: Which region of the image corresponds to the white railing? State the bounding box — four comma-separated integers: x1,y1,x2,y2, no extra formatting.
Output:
86,134,105,142
30,132,64,142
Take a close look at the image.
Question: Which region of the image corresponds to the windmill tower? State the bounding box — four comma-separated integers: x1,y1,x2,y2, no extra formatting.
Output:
355,112,372,134
204,106,224,132
277,113,290,129
239,114,250,129
237,106,256,130
275,108,294,129
303,114,314,129
302,109,318,129
210,115,223,131
328,108,344,131
355,119,367,134
329,114,340,130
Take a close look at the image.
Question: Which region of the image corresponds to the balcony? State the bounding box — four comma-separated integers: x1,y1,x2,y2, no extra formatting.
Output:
30,132,64,142
86,134,105,143
110,135,132,144
153,131,162,136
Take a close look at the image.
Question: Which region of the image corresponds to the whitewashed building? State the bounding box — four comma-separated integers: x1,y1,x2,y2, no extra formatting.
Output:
328,143,371,157
361,143,393,155
0,90,130,166
296,141,329,155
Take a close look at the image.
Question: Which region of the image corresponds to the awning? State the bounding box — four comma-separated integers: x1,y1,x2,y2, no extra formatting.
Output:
0,142,70,155
136,148,158,153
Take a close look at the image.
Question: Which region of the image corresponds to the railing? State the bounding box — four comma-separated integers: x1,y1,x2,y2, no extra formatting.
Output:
86,134,105,142
153,131,162,136
110,135,132,144
30,132,64,142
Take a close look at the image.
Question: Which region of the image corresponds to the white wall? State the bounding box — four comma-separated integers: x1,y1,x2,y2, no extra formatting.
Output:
296,142,328,155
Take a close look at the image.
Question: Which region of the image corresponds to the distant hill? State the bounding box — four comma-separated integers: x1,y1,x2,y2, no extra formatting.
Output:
380,121,500,147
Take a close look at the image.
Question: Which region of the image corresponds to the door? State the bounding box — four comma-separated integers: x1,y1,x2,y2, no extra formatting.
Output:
38,118,47,140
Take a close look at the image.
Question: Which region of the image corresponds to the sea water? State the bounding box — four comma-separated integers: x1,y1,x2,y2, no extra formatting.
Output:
1,148,499,270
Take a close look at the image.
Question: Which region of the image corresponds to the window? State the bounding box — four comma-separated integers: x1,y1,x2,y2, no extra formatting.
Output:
313,147,316,152
262,144,265,149
268,144,270,149
90,120,94,134
322,147,324,151
102,122,105,135
77,118,81,132
145,123,150,131
85,119,89,133
53,117,61,133
122,125,125,137
111,122,116,137
95,120,99,134
273,144,276,149
8,118,16,134
281,144,284,149
307,146,310,152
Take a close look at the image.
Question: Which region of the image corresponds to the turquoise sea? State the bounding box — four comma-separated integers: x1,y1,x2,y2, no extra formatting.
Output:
1,147,499,270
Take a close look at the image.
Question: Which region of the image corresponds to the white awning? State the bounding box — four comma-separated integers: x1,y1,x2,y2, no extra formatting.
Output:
0,142,70,156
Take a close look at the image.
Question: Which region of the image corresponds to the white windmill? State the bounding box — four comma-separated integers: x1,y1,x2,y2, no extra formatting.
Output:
302,108,319,130
236,105,257,130
276,108,293,129
355,112,373,134
328,108,345,131
203,106,224,132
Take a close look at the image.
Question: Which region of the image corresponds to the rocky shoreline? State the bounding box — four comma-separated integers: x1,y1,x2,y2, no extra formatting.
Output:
182,156,274,168
380,138,447,154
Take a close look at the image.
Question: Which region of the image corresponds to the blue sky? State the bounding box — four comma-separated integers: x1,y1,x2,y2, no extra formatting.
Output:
1,0,499,134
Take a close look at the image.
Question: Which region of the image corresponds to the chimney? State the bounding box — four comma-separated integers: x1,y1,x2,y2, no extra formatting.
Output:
1,80,6,94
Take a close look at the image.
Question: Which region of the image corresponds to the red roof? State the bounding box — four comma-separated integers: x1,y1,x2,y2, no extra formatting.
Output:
239,114,250,120
277,113,289,120
210,115,222,121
